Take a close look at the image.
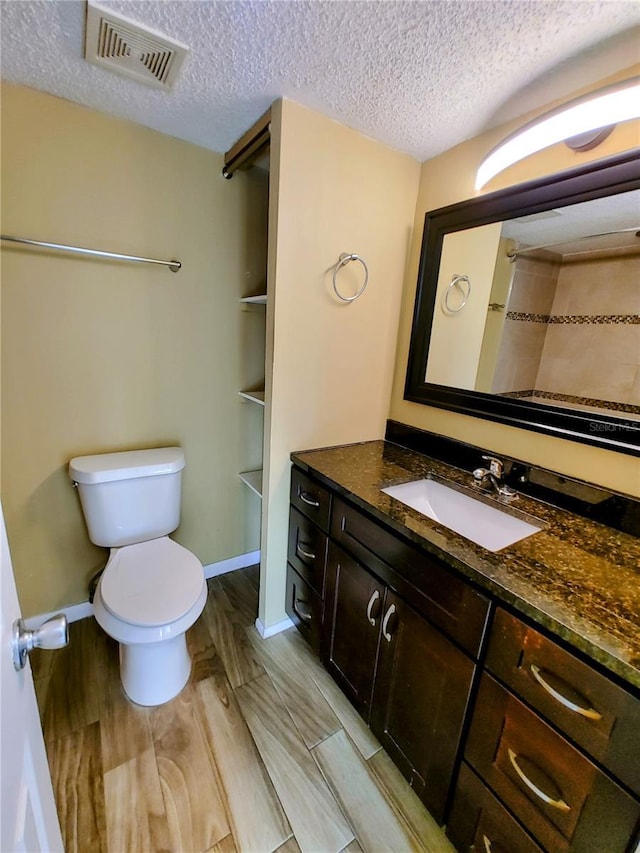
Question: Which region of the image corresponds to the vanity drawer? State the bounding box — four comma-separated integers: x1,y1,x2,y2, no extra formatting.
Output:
287,507,328,595
447,761,544,853
330,496,490,657
290,467,332,531
285,564,322,653
487,608,640,796
465,674,640,853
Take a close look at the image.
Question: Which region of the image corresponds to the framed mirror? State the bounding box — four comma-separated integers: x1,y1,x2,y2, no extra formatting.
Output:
404,150,640,456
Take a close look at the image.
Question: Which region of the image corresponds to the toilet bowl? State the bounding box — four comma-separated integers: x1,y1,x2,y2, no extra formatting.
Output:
69,446,207,706
94,537,207,706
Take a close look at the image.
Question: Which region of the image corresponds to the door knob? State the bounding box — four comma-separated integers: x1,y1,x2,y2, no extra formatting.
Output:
12,614,68,671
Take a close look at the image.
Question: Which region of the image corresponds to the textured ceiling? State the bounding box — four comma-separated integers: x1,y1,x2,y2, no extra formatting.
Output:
1,1,639,161
502,189,640,245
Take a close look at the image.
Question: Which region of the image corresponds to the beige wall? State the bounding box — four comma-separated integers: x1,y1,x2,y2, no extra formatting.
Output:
389,67,640,497
1,84,264,616
5,68,636,622
260,99,420,627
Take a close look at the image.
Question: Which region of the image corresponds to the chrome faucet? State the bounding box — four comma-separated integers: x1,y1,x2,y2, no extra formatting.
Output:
473,455,518,501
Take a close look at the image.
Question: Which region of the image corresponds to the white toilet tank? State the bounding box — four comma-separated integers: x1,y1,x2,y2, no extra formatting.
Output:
69,447,186,547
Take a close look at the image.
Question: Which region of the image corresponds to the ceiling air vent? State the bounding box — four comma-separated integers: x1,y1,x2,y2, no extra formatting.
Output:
85,1,188,90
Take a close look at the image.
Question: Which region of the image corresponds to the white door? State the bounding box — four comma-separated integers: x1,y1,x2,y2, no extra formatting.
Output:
0,503,64,852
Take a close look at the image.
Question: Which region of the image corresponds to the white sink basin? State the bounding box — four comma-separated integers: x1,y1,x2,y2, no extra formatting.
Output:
382,477,541,552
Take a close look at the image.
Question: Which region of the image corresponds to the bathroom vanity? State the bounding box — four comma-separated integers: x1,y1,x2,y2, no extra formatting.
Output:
286,436,640,853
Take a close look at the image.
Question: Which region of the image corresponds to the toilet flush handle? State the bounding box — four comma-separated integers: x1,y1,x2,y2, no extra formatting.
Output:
12,614,69,671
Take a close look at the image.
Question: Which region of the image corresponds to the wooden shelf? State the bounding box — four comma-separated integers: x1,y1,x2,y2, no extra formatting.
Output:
239,469,263,498
239,390,265,406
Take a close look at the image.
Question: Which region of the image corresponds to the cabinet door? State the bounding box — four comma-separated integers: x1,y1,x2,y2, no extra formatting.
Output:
323,542,384,719
370,590,476,825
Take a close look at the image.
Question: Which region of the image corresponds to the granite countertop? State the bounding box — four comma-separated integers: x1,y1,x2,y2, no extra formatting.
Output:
291,440,640,691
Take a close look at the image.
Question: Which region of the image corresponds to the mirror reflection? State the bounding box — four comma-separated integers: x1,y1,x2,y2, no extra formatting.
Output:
426,190,640,422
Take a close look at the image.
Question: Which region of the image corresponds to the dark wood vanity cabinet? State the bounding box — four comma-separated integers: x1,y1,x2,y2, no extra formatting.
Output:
447,607,640,853
486,608,640,797
284,468,332,652
369,587,476,821
322,542,384,715
323,538,477,822
330,494,489,657
286,463,640,851
322,496,489,824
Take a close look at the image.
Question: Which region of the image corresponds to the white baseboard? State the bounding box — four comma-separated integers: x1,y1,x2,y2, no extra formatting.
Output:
24,599,94,630
255,615,294,639
24,549,262,629
203,549,260,580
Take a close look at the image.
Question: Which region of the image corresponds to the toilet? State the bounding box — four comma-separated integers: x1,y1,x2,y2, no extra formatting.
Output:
69,447,207,706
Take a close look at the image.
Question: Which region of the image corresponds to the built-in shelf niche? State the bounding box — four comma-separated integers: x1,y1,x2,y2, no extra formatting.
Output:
229,108,270,521
239,469,263,498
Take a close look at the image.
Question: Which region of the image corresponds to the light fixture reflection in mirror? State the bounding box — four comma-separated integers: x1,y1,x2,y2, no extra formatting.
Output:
404,151,640,455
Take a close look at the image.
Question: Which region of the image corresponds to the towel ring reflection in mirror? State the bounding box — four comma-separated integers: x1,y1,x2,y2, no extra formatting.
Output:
332,252,369,303
442,274,471,314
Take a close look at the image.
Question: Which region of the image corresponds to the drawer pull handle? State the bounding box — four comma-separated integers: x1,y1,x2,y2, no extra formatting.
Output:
293,597,313,624
530,664,602,721
298,488,320,508
296,542,316,561
366,590,380,626
507,748,570,813
382,603,397,642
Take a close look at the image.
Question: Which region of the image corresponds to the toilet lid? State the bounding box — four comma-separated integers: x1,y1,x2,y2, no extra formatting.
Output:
100,537,205,627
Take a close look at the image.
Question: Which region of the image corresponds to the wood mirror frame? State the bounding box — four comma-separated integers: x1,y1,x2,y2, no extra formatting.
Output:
404,150,640,457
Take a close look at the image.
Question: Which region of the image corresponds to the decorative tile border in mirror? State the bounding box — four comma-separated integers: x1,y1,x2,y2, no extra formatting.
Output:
499,389,640,416
506,312,639,324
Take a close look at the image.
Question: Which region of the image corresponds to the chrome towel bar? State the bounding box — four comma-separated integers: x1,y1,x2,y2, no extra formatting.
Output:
1,234,181,272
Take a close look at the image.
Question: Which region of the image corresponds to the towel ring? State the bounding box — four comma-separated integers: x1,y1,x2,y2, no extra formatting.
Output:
442,274,471,314
332,253,369,303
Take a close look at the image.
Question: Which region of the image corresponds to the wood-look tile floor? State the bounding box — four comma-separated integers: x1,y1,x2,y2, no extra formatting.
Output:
32,566,456,853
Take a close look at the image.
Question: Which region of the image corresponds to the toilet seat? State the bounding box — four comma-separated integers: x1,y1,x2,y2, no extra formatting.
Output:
100,536,205,627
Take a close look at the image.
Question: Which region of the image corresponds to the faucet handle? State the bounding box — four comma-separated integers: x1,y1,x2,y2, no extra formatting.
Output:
482,455,504,478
